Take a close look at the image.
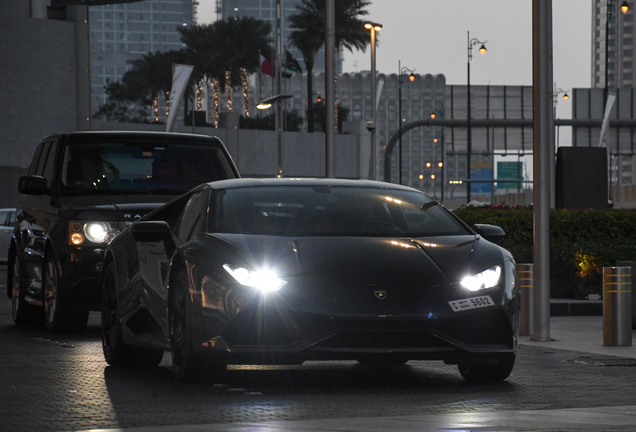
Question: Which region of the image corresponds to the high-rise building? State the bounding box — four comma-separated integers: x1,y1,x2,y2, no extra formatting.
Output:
591,0,635,89
89,0,195,112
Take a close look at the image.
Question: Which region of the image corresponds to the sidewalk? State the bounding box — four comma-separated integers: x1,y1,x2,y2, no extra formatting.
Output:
522,315,636,359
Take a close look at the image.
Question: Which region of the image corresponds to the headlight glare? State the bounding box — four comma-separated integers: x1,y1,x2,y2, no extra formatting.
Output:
223,264,287,292
84,222,110,243
461,265,502,291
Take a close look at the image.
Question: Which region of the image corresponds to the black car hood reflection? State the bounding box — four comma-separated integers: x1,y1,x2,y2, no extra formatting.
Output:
208,233,504,317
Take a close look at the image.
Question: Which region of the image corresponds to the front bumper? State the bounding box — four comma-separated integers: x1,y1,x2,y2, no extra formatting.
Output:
56,245,106,310
195,302,518,366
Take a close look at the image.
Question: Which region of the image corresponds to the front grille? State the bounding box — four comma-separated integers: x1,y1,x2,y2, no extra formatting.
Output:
314,330,450,350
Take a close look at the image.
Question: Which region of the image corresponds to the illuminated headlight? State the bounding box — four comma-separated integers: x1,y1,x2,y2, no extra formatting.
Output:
85,222,110,243
461,265,502,292
69,221,120,245
223,264,287,292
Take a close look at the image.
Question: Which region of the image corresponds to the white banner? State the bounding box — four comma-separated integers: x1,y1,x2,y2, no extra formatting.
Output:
166,64,194,132
598,92,616,147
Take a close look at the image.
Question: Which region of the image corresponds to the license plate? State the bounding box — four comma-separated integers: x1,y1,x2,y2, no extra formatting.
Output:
448,295,494,312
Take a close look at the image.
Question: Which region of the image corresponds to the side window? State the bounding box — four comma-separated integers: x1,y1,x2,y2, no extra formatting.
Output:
175,191,204,243
0,211,7,227
34,141,52,177
7,210,15,227
41,139,59,184
28,143,44,175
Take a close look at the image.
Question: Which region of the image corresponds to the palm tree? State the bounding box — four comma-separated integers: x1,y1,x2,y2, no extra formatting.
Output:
179,18,272,115
288,0,371,132
122,50,186,120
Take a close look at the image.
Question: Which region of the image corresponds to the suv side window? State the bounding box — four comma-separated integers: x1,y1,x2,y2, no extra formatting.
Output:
34,141,52,177
41,139,58,184
28,142,44,175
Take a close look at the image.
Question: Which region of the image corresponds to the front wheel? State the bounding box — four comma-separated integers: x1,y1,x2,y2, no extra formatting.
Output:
11,255,42,325
458,355,516,382
101,262,163,367
43,256,89,332
170,270,225,382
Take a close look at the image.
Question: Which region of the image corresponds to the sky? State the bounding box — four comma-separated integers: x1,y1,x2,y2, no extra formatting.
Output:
196,0,592,121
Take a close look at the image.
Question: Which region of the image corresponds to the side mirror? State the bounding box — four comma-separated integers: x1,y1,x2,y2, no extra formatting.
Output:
130,220,171,243
473,223,505,245
18,176,49,195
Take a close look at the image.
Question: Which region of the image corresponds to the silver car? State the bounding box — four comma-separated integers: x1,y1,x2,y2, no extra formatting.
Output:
0,208,16,263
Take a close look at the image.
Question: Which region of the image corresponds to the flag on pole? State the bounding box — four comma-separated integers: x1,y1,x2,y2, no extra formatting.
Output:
260,54,274,77
285,50,303,74
166,64,194,132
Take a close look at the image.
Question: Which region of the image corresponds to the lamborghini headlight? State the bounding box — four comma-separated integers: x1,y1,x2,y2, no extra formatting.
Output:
223,264,287,292
461,265,502,292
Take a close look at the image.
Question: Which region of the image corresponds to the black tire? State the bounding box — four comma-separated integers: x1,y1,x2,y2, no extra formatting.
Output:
101,262,164,367
170,270,225,382
11,255,43,325
43,255,89,332
458,355,516,382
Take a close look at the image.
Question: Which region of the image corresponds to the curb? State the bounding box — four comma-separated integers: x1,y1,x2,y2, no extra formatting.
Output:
550,299,602,316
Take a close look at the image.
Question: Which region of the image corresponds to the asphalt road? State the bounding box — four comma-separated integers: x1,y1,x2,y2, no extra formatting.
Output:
2,264,636,432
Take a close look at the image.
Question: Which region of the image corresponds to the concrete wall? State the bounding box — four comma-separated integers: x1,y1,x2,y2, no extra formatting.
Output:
0,3,78,169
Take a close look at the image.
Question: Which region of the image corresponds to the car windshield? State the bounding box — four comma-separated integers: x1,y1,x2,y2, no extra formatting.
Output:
60,141,234,195
208,186,471,237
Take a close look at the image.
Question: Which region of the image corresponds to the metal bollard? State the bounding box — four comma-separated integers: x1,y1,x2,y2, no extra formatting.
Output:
616,261,636,329
603,266,632,347
518,263,534,336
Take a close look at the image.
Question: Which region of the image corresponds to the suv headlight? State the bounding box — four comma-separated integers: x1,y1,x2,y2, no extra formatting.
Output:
223,264,287,292
69,221,120,245
461,265,502,292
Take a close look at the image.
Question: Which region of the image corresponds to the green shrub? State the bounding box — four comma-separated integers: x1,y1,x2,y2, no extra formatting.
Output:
453,205,636,299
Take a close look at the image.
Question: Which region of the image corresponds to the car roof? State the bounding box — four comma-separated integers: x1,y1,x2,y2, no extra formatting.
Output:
50,131,224,146
203,177,421,192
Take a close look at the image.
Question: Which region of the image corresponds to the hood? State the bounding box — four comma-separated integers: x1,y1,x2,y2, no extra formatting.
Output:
212,233,507,316
55,195,174,222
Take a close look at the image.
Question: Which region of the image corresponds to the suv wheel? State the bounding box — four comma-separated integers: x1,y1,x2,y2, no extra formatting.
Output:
11,255,42,325
43,256,89,332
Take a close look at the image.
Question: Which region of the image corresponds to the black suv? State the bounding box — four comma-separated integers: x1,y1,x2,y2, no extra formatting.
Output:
8,131,239,331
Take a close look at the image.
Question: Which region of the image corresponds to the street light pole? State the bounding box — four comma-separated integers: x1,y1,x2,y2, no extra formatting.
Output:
275,0,283,177
398,62,415,185
365,21,382,180
467,31,487,203
603,1,628,199
553,85,569,147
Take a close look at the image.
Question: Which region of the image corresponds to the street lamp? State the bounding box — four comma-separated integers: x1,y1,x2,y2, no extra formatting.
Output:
255,93,293,177
603,1,629,189
398,61,415,185
552,86,569,116
467,31,487,203
605,1,629,101
431,109,446,202
364,21,382,180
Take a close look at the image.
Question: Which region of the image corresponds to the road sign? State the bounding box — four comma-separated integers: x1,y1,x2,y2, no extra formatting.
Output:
497,162,523,189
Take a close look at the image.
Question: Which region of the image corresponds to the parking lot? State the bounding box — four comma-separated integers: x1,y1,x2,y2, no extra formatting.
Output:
3,264,636,431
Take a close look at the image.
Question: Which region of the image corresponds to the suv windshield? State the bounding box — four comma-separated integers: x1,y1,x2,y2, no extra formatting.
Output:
61,141,234,195
208,186,471,237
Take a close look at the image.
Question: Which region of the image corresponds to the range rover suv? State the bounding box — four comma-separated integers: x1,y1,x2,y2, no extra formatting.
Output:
8,131,239,331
